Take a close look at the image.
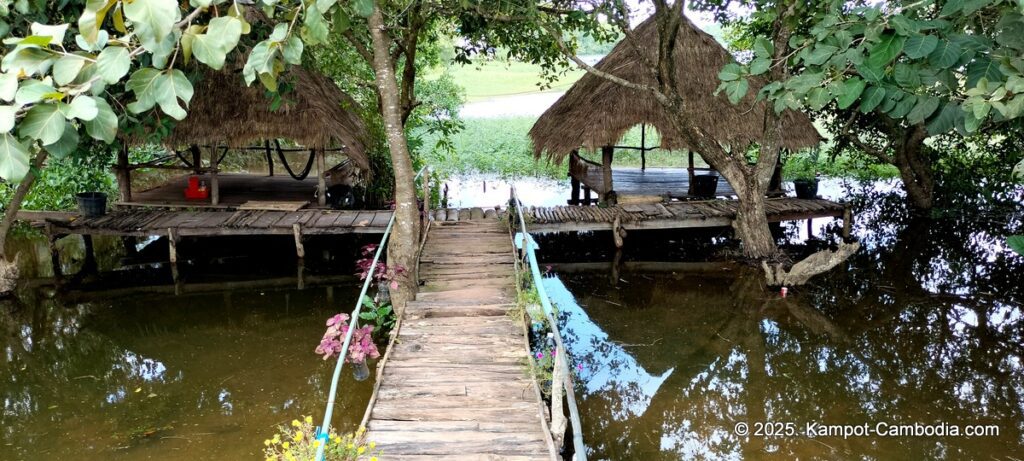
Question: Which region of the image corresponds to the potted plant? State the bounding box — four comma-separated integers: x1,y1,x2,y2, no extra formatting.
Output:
791,150,820,199
75,192,107,217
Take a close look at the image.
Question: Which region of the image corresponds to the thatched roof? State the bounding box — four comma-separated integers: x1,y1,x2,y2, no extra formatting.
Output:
166,64,370,169
530,14,820,161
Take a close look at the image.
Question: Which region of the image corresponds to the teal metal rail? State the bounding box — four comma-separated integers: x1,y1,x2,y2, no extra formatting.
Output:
510,185,587,460
313,167,428,461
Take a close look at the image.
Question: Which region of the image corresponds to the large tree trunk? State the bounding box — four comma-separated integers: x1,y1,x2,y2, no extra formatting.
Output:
894,125,934,210
0,151,47,294
717,162,779,259
368,4,420,311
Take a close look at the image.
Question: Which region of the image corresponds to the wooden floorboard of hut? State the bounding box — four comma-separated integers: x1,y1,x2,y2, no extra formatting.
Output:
365,219,555,460
578,167,737,198
124,173,319,209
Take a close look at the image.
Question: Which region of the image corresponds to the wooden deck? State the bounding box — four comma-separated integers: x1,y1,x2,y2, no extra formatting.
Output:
525,197,848,233
125,173,320,209
365,219,556,460
579,166,736,198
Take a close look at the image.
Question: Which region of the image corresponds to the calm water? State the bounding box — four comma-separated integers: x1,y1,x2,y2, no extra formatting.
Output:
544,182,1024,460
0,236,375,460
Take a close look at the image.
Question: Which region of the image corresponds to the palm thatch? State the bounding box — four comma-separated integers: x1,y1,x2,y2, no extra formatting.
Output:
530,14,820,161
166,63,370,169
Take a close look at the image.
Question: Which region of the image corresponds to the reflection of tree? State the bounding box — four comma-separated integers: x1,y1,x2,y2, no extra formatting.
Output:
559,185,1024,460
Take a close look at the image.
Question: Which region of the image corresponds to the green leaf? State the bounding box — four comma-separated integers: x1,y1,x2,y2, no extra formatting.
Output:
718,63,742,82
748,57,769,76
0,133,30,182
84,97,117,142
962,0,992,15
890,15,919,36
43,121,78,158
66,95,98,121
785,72,824,93
96,46,130,83
939,0,963,17
123,0,180,52
804,44,838,66
192,17,243,70
856,63,885,82
353,0,374,17
888,93,918,118
0,72,17,101
14,80,57,105
867,33,905,69
18,103,65,144
966,58,1004,87
859,86,886,113
1008,235,1024,256
724,78,749,104
29,23,69,45
805,87,832,110
1,47,54,77
904,34,938,59
836,77,866,109
78,0,116,44
926,102,961,135
53,55,85,86
907,96,940,124
243,40,277,86
126,68,162,113
893,63,921,87
302,4,329,45
753,37,774,59
282,36,304,66
0,105,16,133
928,39,961,68
994,94,1024,119
153,69,193,120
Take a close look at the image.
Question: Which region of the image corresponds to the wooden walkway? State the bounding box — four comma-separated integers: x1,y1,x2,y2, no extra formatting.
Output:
365,219,556,460
525,197,848,233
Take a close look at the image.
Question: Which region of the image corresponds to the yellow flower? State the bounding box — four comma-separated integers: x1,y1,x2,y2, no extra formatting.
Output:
263,439,271,446
291,419,301,427
271,434,281,444
370,457,378,461
284,453,296,461
265,457,277,461
358,446,366,454
369,441,376,449
292,430,304,442
347,442,354,449
282,442,290,449
357,426,366,435
304,416,313,424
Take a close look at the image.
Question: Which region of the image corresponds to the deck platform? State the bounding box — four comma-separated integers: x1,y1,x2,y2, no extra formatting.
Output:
124,173,321,209
524,197,848,233
364,219,555,459
579,166,736,198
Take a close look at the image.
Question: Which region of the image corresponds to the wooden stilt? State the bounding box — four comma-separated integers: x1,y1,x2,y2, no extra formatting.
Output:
46,224,63,279
116,144,132,202
293,223,305,259
81,234,97,274
316,148,326,207
601,146,615,205
326,286,335,305
612,216,624,248
806,218,813,239
190,144,202,175
209,144,220,205
687,150,695,195
769,153,784,194
842,207,853,240
583,186,592,205
569,176,580,205
640,124,647,171
297,262,305,290
611,247,623,284
167,228,179,264
264,140,274,176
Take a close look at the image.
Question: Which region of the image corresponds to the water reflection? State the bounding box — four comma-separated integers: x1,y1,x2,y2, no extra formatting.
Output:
549,182,1024,460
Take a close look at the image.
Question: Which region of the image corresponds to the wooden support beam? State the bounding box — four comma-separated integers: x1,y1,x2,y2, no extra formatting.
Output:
583,186,592,205
806,218,813,239
264,140,274,177
601,146,614,205
45,224,63,279
81,234,97,274
293,223,305,259
842,207,853,240
209,144,220,205
316,149,326,207
687,151,696,195
116,144,132,202
167,227,179,264
569,176,580,206
190,144,202,175
640,124,646,171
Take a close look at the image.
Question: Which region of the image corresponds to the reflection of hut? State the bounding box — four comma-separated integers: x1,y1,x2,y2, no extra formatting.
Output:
117,64,369,209
529,14,819,205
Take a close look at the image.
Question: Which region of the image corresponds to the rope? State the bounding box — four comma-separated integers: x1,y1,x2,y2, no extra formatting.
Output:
274,139,315,180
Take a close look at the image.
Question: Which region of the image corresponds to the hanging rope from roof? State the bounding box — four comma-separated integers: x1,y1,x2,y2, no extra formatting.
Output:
274,139,316,180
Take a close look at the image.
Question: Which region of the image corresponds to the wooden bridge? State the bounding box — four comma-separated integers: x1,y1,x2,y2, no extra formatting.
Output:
362,218,557,459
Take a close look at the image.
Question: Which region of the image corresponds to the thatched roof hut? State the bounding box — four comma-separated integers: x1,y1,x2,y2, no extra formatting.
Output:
166,64,370,169
529,14,820,161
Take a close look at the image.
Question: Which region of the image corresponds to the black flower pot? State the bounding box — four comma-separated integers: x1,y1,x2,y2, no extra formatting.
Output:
692,174,719,198
76,192,107,217
793,179,819,199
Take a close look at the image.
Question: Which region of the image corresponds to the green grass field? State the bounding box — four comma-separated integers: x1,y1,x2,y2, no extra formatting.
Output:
429,60,585,102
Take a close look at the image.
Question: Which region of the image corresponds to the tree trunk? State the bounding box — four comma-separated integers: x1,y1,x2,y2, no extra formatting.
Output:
894,125,934,210
0,150,48,294
368,3,420,311
728,175,778,258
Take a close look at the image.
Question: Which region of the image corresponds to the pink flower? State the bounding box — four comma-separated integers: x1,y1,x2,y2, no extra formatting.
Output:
536,352,544,359
326,313,349,327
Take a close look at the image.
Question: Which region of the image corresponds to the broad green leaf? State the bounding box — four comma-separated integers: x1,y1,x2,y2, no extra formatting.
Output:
718,63,742,82
724,78,749,104
14,80,56,105
191,17,243,70
904,34,938,59
1006,75,1024,93
302,4,329,44
123,0,179,52
753,37,774,59
226,2,251,34
84,97,116,142
1009,235,1024,256
836,77,866,109
890,15,919,36
940,0,963,17
43,121,78,158
0,105,16,133
29,23,69,44
804,44,838,66
962,0,992,15
748,57,769,75
282,36,304,65
78,0,116,44
963,111,983,132
880,89,903,113
353,0,374,17
76,29,109,51
243,41,276,86
926,102,961,135
907,96,940,124
966,58,1004,87
126,68,162,113
1013,159,1024,180
4,35,54,47
994,94,1024,119
805,87,832,110
857,63,885,82
867,33,905,69
52,55,85,86
785,72,824,93
0,133,30,181
180,25,204,65
888,93,917,118
153,69,193,120
149,31,178,69
0,72,16,101
18,103,65,144
859,86,886,113
893,63,921,87
96,46,130,83
269,23,289,42
1,47,54,76
66,95,98,121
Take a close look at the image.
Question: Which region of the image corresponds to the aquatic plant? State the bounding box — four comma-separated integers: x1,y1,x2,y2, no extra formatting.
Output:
357,295,395,334
262,416,381,461
355,244,406,290
315,313,380,364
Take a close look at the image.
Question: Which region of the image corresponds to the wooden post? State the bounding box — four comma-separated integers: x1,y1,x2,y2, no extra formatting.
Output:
612,216,624,249
209,144,220,206
46,224,63,279
316,149,327,207
769,153,783,194
121,236,139,257
842,207,853,240
640,124,646,171
583,186,592,205
806,218,813,239
601,146,614,205
549,349,567,450
81,234,97,274
297,262,305,290
190,144,202,175
687,150,696,195
569,177,580,205
293,223,305,259
116,144,132,202
264,140,274,177
167,228,179,264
